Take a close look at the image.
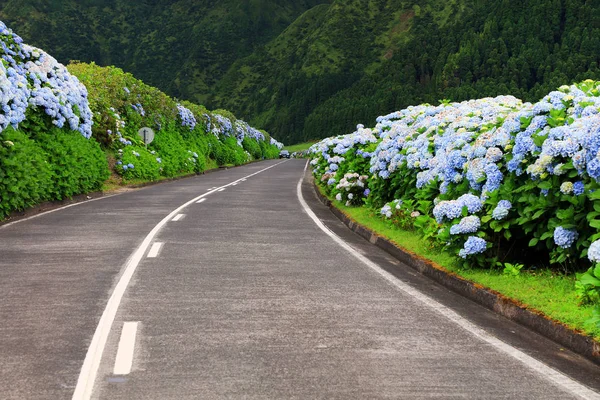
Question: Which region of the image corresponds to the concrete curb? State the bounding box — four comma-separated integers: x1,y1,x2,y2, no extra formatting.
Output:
312,179,600,365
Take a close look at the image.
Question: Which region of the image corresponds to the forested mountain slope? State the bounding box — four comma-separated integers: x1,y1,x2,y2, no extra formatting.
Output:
214,0,600,143
0,0,329,104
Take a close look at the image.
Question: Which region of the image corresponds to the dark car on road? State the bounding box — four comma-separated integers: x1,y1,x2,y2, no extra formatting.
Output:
279,150,290,158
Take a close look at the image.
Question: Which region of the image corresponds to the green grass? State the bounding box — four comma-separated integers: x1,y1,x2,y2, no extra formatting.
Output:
330,198,600,340
284,141,318,152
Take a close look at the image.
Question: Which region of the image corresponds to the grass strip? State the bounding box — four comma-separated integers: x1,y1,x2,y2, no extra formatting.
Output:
284,141,318,153
330,199,600,340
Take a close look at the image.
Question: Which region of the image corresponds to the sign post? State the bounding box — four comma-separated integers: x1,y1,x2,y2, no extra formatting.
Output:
138,127,155,146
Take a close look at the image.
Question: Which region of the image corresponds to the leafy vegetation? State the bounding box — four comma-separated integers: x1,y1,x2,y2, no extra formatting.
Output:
0,21,282,220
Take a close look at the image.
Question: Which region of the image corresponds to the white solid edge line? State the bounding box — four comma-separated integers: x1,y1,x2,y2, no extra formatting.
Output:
113,322,139,375
297,160,600,400
172,214,185,222
72,160,288,400
196,198,206,204
147,242,163,258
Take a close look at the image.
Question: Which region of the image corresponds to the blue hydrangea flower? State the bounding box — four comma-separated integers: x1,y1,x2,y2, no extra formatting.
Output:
380,204,392,218
450,216,481,235
553,227,578,249
457,194,483,214
176,104,196,130
433,200,463,223
588,240,600,262
459,236,488,258
492,206,509,220
497,200,512,209
573,181,585,196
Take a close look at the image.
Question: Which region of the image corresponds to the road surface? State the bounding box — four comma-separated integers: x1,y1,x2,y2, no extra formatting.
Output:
1,159,599,399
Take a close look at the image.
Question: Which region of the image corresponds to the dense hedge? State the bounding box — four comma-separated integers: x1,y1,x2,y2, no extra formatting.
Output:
0,20,283,219
68,62,283,180
310,80,600,317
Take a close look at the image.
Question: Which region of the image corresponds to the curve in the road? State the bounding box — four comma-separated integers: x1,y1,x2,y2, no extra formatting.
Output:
71,160,288,400
296,161,600,400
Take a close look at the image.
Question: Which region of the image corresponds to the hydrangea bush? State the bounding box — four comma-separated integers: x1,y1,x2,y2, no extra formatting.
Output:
310,80,600,294
334,172,369,206
0,21,92,137
0,21,107,218
68,63,283,179
0,20,283,218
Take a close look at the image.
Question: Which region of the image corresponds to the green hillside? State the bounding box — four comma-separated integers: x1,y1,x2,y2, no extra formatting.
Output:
215,0,600,143
0,0,330,105
4,0,600,144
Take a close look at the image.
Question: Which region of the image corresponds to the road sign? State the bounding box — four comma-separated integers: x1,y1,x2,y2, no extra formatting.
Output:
138,127,155,145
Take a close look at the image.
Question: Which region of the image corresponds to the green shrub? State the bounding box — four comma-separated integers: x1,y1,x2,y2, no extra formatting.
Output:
0,128,52,218
243,136,262,159
34,128,109,199
117,145,161,181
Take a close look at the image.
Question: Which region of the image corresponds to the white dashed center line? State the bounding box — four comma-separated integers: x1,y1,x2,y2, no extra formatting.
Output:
113,322,139,375
196,198,206,204
147,242,163,258
72,160,289,400
172,214,185,221
218,188,226,192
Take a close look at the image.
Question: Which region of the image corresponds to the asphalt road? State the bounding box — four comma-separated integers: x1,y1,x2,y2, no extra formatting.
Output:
1,159,600,399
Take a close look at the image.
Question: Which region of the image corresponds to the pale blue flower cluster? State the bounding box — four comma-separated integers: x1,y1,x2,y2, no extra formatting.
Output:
450,216,481,235
270,137,284,149
176,104,196,130
380,203,392,218
588,240,600,262
521,83,600,183
433,194,483,223
553,226,579,249
203,112,278,149
380,199,404,218
131,103,145,116
234,119,265,145
492,200,512,220
0,21,93,137
212,114,233,137
370,96,522,194
309,125,379,157
459,236,487,258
